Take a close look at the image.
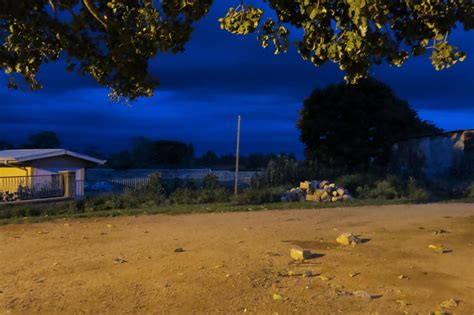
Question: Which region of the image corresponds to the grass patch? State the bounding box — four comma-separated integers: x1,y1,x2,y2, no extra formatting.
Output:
0,197,456,226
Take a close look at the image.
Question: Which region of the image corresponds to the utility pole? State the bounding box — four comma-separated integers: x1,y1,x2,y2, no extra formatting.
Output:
234,115,241,196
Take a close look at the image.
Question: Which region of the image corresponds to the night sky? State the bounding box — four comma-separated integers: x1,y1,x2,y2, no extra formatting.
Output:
1,2,473,158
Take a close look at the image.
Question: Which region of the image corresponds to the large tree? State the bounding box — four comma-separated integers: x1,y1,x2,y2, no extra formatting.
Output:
1,1,472,100
24,131,61,148
297,78,441,170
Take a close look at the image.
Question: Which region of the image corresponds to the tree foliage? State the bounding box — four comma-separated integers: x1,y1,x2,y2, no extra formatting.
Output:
298,78,441,170
25,131,61,148
1,1,472,100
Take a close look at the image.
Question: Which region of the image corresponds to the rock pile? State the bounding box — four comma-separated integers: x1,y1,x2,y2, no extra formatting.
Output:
281,180,352,202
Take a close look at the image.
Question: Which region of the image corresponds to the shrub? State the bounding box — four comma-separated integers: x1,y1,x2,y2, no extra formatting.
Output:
168,188,199,205
234,186,287,205
202,174,220,190
356,180,399,200
254,156,315,188
468,182,474,198
406,177,431,201
334,172,380,196
167,187,232,205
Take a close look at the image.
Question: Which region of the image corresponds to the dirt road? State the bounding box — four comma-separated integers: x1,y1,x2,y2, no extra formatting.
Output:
1,203,473,314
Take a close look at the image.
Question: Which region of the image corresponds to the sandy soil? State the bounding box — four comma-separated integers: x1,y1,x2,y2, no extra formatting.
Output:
0,203,473,314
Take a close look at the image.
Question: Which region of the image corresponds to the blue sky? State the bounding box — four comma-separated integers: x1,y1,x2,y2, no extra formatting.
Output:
1,3,473,158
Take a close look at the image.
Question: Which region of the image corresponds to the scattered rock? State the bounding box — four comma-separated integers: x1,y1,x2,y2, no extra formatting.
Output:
272,293,283,301
290,248,312,260
336,233,362,245
349,272,359,278
174,247,185,253
396,299,409,307
37,231,49,235
428,244,447,253
352,290,372,299
440,298,459,309
318,275,330,281
397,275,408,280
433,229,448,235
302,270,313,278
106,224,113,228
114,258,127,264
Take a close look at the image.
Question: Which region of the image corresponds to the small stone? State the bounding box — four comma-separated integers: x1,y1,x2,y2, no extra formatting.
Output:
428,244,446,253
397,275,408,280
318,275,330,281
336,233,362,245
302,270,313,278
396,299,409,307
430,311,450,315
440,298,459,309
114,258,127,264
174,247,185,253
349,272,359,278
290,248,312,260
106,224,113,228
272,293,283,301
352,290,372,299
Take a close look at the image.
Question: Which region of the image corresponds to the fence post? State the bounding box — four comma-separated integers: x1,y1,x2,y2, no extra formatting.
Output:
60,171,77,199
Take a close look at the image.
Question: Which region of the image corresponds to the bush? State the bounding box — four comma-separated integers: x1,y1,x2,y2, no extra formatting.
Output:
234,186,288,205
467,182,474,198
353,174,433,202
253,156,315,188
356,180,399,200
334,172,380,196
202,174,219,190
407,177,431,201
167,187,232,205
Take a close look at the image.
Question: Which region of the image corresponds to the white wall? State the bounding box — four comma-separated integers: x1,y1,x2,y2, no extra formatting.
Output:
28,156,86,181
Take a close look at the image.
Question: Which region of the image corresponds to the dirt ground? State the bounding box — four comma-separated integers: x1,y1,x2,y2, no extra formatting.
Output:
0,203,473,315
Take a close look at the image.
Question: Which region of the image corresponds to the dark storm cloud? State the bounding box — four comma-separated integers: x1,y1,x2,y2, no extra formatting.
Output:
0,1,473,156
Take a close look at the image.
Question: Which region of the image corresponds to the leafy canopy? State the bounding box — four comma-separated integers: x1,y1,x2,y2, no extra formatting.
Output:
297,78,442,171
1,0,472,100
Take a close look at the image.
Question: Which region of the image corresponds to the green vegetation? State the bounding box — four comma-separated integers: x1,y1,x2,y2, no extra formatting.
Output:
0,197,421,226
298,78,441,171
1,163,473,225
1,1,471,100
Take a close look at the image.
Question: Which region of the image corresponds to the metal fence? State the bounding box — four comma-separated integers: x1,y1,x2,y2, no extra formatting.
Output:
0,175,64,202
83,177,151,196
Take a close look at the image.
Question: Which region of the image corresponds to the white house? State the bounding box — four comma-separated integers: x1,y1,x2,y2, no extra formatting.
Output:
0,149,106,200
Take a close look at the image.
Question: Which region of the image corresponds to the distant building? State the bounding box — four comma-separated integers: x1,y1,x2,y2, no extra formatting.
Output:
390,129,474,179
0,149,105,201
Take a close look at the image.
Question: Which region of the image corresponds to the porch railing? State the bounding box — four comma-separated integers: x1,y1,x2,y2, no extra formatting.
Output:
0,175,65,202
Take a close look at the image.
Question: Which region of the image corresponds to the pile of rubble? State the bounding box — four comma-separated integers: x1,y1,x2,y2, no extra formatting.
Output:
281,180,352,202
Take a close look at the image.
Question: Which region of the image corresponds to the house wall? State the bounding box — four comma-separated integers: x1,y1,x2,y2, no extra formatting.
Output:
391,130,474,179
0,166,33,192
28,156,86,181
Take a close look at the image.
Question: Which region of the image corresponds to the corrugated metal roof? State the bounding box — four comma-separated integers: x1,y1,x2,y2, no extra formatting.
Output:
0,149,106,165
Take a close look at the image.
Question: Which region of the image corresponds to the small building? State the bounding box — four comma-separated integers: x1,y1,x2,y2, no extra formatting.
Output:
390,129,474,179
0,149,106,202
